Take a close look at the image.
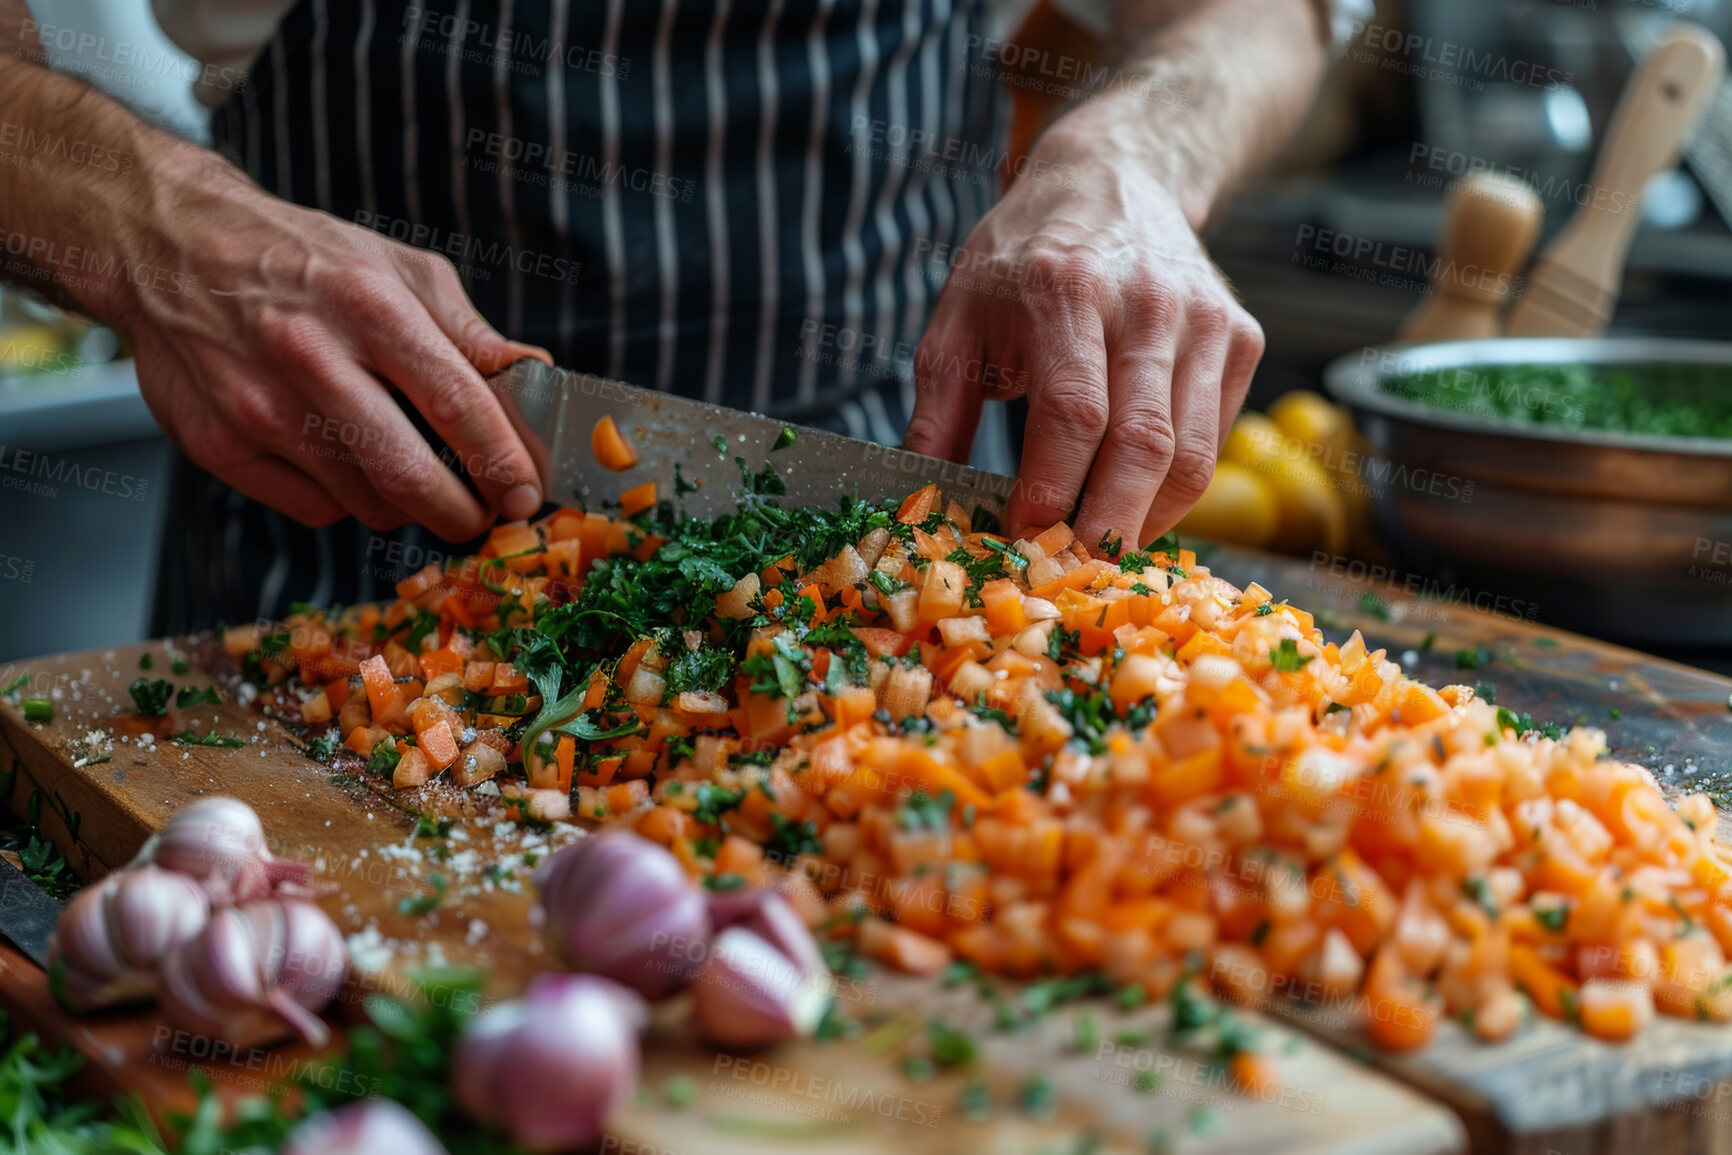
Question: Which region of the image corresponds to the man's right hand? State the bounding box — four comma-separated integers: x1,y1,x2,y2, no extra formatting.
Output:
116,154,550,541
0,1,549,542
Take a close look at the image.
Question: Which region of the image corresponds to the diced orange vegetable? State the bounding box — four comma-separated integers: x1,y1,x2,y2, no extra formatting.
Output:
591,414,639,471
619,481,657,517
257,479,1719,1057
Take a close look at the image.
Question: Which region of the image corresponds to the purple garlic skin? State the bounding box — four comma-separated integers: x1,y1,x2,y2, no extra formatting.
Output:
49,865,210,1010
139,796,314,904
706,888,827,977
281,1100,449,1155
158,897,349,1047
452,973,644,1152
692,925,829,1050
534,833,709,999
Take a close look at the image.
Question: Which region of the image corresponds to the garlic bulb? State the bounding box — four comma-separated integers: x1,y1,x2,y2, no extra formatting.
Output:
158,897,349,1047
534,833,709,999
49,865,210,1010
281,1100,449,1155
452,974,644,1152
692,925,829,1049
135,796,313,904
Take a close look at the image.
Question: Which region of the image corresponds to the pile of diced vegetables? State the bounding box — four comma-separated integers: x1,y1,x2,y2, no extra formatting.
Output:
228,471,1732,1051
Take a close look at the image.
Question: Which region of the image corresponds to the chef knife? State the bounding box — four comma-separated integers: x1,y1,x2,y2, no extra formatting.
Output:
489,358,1019,522
0,852,63,969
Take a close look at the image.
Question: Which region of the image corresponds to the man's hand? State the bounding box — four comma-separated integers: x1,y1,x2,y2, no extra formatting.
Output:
0,2,549,542
904,0,1326,553
120,155,551,541
905,98,1262,552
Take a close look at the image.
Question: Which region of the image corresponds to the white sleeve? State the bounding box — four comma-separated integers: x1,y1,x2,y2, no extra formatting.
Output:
1047,0,1374,55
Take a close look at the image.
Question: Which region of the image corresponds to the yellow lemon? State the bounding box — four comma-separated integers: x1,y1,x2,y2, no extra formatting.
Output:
1259,455,1349,556
1222,411,1348,556
1269,390,1350,458
1270,390,1372,532
1176,461,1279,548
0,324,66,373
1222,412,1288,472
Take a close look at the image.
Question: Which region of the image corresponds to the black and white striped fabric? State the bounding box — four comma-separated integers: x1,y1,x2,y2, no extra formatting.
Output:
155,0,1016,632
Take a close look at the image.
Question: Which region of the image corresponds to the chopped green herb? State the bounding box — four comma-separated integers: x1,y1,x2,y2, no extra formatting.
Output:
20,698,52,724
397,874,448,916
1455,644,1494,670
899,1055,935,1083
369,740,402,775
1072,1011,1098,1053
929,1019,978,1067
128,678,174,716
958,1080,993,1122
1016,1076,1057,1121
175,730,244,748
1270,638,1313,672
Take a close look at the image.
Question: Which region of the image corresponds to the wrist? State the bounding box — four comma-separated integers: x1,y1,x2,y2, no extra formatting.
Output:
97,138,251,327
1032,93,1220,231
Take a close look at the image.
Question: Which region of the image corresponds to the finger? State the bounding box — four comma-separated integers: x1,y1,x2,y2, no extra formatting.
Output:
1004,312,1110,538
300,355,496,542
356,294,545,523
1069,329,1178,557
283,433,414,532
906,310,987,463
1216,314,1265,450
487,372,555,497
1141,323,1230,544
221,456,346,529
399,251,551,375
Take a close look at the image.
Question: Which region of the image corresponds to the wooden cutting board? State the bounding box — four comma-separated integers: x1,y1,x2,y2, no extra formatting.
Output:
2,546,1730,1155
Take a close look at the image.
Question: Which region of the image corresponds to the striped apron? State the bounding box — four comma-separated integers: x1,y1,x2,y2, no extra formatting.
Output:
152,0,1014,632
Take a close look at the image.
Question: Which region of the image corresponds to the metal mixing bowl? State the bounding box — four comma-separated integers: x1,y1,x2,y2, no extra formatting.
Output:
1323,338,1732,648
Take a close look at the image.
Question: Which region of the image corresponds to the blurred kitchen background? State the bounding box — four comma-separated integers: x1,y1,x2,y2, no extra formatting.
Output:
2,0,1730,665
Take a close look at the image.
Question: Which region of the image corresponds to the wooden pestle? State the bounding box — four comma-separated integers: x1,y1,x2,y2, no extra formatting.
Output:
1505,23,1724,337
1398,171,1543,344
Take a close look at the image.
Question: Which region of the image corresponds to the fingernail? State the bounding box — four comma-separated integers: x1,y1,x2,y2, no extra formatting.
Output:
509,342,554,366
501,484,542,521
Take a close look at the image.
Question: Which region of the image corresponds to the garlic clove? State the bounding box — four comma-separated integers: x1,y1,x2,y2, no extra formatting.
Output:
450,1002,529,1128
452,974,643,1152
109,867,210,973
706,888,826,978
158,899,347,1047
264,899,349,1044
52,879,131,991
49,866,210,1011
281,1099,449,1155
692,927,828,1049
142,795,313,903
535,834,710,1000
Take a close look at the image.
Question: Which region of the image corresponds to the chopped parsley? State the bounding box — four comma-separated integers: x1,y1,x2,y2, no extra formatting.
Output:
1455,644,1494,670
175,730,244,748
1270,638,1313,672
397,874,448,916
369,740,403,775
128,678,174,716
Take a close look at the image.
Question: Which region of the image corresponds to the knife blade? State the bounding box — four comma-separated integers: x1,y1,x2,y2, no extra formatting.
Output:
490,359,1018,521
0,852,63,969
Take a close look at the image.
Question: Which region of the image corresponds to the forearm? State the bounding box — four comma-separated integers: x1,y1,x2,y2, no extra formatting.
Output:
1052,0,1328,230
0,2,245,325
